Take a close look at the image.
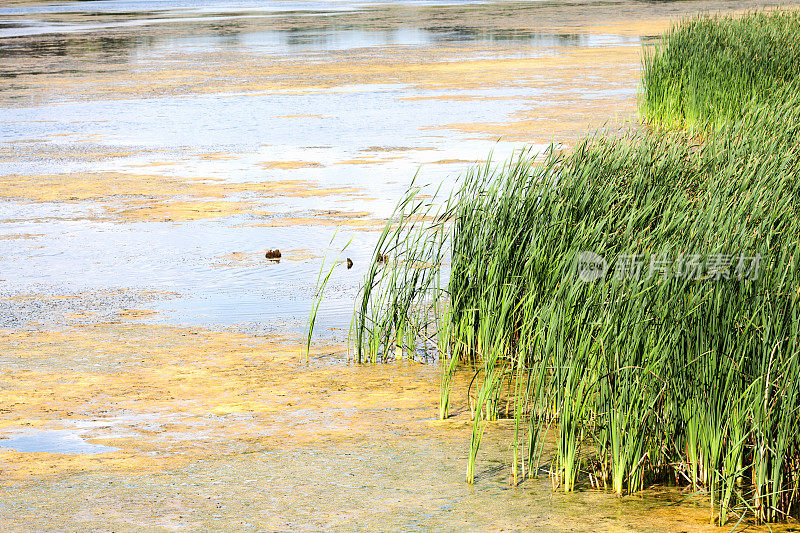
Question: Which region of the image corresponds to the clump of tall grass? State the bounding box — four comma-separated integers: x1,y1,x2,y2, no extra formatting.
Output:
640,10,800,130
336,10,800,526
349,90,800,525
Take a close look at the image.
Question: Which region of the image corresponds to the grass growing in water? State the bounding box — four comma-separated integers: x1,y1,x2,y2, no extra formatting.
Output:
338,11,800,526
640,11,800,130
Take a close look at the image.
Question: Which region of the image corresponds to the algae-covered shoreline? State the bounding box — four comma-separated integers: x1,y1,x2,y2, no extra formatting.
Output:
0,322,729,531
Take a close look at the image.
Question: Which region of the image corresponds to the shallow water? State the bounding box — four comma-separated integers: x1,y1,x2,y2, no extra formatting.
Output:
1,0,657,332
0,429,120,454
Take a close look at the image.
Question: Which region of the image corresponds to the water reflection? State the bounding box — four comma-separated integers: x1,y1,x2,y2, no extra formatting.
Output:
1,0,500,17
0,12,638,58
0,25,637,50
0,35,151,68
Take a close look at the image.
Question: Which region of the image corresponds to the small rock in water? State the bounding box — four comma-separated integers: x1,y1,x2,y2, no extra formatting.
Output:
346,258,353,269
376,254,388,263
265,249,281,260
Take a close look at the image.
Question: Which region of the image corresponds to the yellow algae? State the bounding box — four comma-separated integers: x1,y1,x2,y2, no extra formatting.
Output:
1,293,77,302
236,210,381,230
0,36,639,119
63,311,98,321
0,290,177,327
335,158,384,165
428,159,476,165
436,102,638,144
0,9,656,146
244,216,382,229
0,233,43,240
1,43,644,143
127,161,180,167
217,251,250,261
237,179,359,198
258,160,324,169
117,309,158,320
111,199,256,223
397,94,521,102
358,146,436,152
0,172,361,222
300,210,371,219
334,153,406,165
8,151,138,160
574,19,674,37
7,138,49,144
196,152,239,161
0,172,217,203
571,5,799,38
275,114,327,118
0,322,448,480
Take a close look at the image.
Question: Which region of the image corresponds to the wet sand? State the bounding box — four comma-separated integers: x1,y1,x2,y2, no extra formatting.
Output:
3,0,800,530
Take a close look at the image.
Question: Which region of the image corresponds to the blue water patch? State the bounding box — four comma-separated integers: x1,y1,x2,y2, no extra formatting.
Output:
0,429,120,454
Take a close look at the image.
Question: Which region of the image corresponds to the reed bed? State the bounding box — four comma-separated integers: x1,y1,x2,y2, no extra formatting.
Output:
339,11,800,526
640,11,800,130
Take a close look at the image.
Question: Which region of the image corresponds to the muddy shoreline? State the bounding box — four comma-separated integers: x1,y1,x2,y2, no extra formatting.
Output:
0,321,746,532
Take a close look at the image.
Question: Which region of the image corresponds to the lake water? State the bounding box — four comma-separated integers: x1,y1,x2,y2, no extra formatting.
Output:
0,0,666,336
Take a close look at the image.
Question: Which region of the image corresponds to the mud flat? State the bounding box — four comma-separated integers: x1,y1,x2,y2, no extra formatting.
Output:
0,321,758,532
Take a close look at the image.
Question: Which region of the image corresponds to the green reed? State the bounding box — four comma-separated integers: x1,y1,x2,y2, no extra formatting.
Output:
640,11,800,130
338,11,800,526
347,100,800,523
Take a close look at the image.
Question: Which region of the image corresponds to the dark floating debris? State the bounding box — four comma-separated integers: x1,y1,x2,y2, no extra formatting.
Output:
265,249,281,260
346,257,354,269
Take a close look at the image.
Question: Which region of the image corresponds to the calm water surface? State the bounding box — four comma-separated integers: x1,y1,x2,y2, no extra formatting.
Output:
0,0,768,335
